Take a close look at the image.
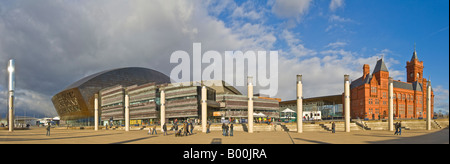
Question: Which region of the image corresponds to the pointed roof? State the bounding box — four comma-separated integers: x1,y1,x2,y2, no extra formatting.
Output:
411,44,419,61
372,58,389,73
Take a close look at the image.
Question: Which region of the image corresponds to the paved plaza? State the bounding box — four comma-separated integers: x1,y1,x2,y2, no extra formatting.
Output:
1,127,448,144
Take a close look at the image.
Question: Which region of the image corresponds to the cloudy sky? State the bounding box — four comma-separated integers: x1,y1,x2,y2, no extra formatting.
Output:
0,0,448,117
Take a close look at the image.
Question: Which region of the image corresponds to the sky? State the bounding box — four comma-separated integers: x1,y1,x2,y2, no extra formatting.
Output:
0,0,448,118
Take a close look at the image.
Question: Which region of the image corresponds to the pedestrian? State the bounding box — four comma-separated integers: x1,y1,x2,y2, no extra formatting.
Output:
332,122,336,133
394,122,399,135
163,123,167,136
206,121,211,134
225,124,229,136
398,121,402,135
183,123,188,136
152,124,157,135
46,123,51,136
175,122,178,134
190,121,194,134
186,122,190,135
230,123,234,136
222,123,226,136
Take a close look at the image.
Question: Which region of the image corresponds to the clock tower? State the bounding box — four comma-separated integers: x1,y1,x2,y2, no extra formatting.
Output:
406,45,424,83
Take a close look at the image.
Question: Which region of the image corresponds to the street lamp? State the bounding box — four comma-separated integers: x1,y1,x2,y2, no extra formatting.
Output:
7,59,15,132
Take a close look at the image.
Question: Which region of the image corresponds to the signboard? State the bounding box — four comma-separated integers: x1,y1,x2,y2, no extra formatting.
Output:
213,111,222,116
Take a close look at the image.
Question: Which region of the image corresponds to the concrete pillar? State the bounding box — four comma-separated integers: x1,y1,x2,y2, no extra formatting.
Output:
297,75,303,133
8,59,15,132
124,93,130,131
426,80,432,130
94,94,99,131
344,75,351,132
388,77,394,131
248,76,254,133
201,86,207,133
160,90,166,132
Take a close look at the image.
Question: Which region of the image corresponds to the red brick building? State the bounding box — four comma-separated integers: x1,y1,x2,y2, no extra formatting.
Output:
347,48,434,120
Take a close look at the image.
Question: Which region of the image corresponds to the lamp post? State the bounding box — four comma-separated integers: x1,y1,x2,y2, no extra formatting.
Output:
8,59,15,132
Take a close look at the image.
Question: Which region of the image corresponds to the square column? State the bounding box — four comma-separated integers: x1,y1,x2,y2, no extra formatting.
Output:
388,77,394,131
124,93,130,131
297,75,303,133
344,75,350,132
248,76,254,133
426,81,432,130
94,94,99,131
160,90,166,132
201,86,207,133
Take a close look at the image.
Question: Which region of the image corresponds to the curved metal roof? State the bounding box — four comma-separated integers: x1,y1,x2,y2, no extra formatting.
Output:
65,67,170,90
52,67,171,120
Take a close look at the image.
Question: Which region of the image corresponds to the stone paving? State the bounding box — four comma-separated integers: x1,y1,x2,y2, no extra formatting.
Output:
1,127,448,144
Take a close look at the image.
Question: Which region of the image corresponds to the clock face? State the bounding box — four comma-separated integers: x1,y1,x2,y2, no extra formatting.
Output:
410,73,413,77
417,73,420,78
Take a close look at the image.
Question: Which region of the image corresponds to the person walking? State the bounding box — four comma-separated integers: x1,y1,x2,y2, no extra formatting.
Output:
190,121,194,134
186,121,190,135
394,122,399,135
222,123,226,136
183,123,188,136
163,123,167,136
46,123,51,136
331,122,336,133
206,121,210,134
225,124,229,136
152,124,157,135
230,123,234,136
175,122,178,134
398,121,402,135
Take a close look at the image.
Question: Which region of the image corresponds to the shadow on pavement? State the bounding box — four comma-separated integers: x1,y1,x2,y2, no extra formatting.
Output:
111,136,156,144
210,138,222,144
367,128,449,144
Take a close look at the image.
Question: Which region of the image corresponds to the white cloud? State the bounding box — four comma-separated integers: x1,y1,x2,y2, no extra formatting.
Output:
0,89,57,117
326,41,348,49
271,0,312,21
282,30,317,57
329,0,344,11
329,14,352,23
433,85,449,113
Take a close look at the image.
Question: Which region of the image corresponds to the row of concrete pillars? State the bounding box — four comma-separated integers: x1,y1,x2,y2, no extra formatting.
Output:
90,74,433,133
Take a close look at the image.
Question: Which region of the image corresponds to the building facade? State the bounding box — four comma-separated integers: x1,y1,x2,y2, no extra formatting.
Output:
52,67,171,126
279,95,343,121
97,80,280,126
348,48,434,120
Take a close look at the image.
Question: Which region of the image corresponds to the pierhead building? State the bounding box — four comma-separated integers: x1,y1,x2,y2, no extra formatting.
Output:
348,48,434,120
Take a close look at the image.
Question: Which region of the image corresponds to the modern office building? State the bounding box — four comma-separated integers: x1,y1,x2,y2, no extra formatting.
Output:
53,68,280,126
279,95,343,121
51,67,171,126
99,80,280,126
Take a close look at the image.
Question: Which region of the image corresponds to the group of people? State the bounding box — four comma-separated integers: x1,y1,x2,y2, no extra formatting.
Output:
174,121,195,137
148,120,196,137
222,123,234,136
394,121,402,135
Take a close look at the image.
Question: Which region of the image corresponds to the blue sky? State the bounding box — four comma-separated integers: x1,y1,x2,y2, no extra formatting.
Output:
0,0,448,117
206,0,449,112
